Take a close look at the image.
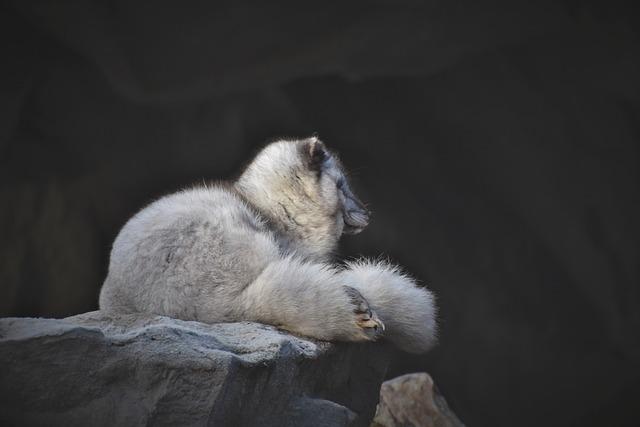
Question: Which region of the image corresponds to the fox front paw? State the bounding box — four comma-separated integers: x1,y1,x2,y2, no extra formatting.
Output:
343,286,385,341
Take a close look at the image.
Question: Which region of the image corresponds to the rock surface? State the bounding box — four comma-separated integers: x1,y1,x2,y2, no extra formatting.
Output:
372,373,465,427
0,311,390,426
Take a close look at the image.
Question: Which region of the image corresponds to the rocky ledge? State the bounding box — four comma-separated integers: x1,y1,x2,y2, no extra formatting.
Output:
0,311,390,426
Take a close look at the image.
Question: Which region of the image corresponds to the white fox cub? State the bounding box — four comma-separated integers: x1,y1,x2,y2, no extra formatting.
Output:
99,137,437,353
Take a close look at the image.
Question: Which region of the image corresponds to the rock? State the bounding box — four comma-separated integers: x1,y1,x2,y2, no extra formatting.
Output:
371,373,465,427
0,311,390,426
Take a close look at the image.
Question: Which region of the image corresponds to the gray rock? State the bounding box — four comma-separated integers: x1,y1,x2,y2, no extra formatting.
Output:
371,373,465,427
0,311,390,426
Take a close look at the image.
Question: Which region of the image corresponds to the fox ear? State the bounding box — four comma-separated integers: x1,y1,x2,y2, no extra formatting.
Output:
305,137,327,170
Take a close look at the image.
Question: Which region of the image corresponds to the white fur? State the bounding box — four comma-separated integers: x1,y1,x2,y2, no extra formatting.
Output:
340,260,438,353
100,138,438,353
241,256,373,341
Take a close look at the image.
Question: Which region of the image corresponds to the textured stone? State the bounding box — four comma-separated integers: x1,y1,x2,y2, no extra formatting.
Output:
0,311,390,426
372,373,465,427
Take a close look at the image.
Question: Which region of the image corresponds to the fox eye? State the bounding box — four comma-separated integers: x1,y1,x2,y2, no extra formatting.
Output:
336,177,345,189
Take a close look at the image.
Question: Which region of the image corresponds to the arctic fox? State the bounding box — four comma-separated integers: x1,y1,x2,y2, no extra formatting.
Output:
99,137,437,353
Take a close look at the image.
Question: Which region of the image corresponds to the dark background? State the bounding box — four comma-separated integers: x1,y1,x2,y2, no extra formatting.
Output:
1,1,639,426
